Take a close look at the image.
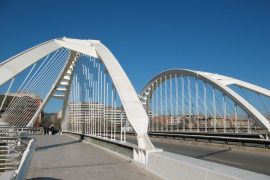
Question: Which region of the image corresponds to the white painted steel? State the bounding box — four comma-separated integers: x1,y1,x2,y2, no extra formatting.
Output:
198,71,270,98
27,51,72,126
0,37,154,150
140,69,270,132
0,78,15,111
91,41,154,150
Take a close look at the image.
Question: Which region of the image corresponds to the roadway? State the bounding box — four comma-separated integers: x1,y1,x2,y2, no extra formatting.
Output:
127,136,270,176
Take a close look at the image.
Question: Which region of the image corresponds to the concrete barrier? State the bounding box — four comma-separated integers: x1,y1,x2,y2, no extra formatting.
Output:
63,131,158,164
63,131,134,158
147,151,270,180
63,131,270,179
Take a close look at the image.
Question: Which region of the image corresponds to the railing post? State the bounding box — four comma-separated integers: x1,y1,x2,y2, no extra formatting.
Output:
80,120,85,135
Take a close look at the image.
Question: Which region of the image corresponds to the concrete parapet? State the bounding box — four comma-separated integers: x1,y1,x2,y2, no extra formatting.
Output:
63,131,163,165
147,151,270,180
63,131,270,180
63,131,134,158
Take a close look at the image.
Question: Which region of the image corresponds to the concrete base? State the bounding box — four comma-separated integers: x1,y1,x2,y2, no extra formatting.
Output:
63,132,270,180
63,131,163,165
63,132,135,158
147,151,270,180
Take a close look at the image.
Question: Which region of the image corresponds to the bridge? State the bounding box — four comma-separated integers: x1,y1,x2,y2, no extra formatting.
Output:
0,38,269,179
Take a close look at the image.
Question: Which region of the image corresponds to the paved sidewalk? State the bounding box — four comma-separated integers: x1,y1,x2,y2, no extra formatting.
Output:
26,135,160,180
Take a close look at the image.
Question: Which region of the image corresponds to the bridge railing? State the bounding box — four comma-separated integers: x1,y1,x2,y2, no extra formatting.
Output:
0,126,37,179
0,138,36,180
14,138,36,180
0,126,41,137
148,132,270,148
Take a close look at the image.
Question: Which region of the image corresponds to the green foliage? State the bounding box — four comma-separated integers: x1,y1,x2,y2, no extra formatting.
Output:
41,113,61,130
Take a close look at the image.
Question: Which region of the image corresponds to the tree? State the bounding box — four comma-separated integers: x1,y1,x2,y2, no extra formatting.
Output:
41,116,52,128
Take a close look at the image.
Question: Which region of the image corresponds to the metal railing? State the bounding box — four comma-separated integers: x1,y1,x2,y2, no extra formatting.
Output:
147,132,270,148
14,138,35,180
0,126,41,136
0,126,37,180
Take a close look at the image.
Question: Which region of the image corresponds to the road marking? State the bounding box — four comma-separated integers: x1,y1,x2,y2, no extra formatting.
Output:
206,157,242,166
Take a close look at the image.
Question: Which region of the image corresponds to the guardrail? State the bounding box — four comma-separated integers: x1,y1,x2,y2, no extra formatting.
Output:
149,131,267,138
0,139,20,176
123,131,270,148
120,130,268,139
0,126,41,137
0,126,37,180
14,138,35,180
147,132,270,148
0,137,36,180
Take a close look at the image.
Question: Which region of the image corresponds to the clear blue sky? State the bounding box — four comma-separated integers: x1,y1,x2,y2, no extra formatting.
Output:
0,0,269,98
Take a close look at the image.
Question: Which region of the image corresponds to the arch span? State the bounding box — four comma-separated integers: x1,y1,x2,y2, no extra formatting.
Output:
140,69,270,133
0,37,154,150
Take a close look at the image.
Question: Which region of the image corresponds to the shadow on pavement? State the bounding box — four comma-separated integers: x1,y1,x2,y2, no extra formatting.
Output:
194,148,231,159
27,177,62,180
31,161,132,171
35,140,81,151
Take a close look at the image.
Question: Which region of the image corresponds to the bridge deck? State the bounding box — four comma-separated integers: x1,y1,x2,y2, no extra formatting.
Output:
26,135,160,180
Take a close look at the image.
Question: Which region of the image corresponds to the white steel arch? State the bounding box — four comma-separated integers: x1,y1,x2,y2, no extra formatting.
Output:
140,69,270,133
196,71,270,98
0,37,154,150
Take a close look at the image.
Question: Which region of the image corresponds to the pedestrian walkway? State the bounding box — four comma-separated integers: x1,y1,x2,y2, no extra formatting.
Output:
26,135,160,180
